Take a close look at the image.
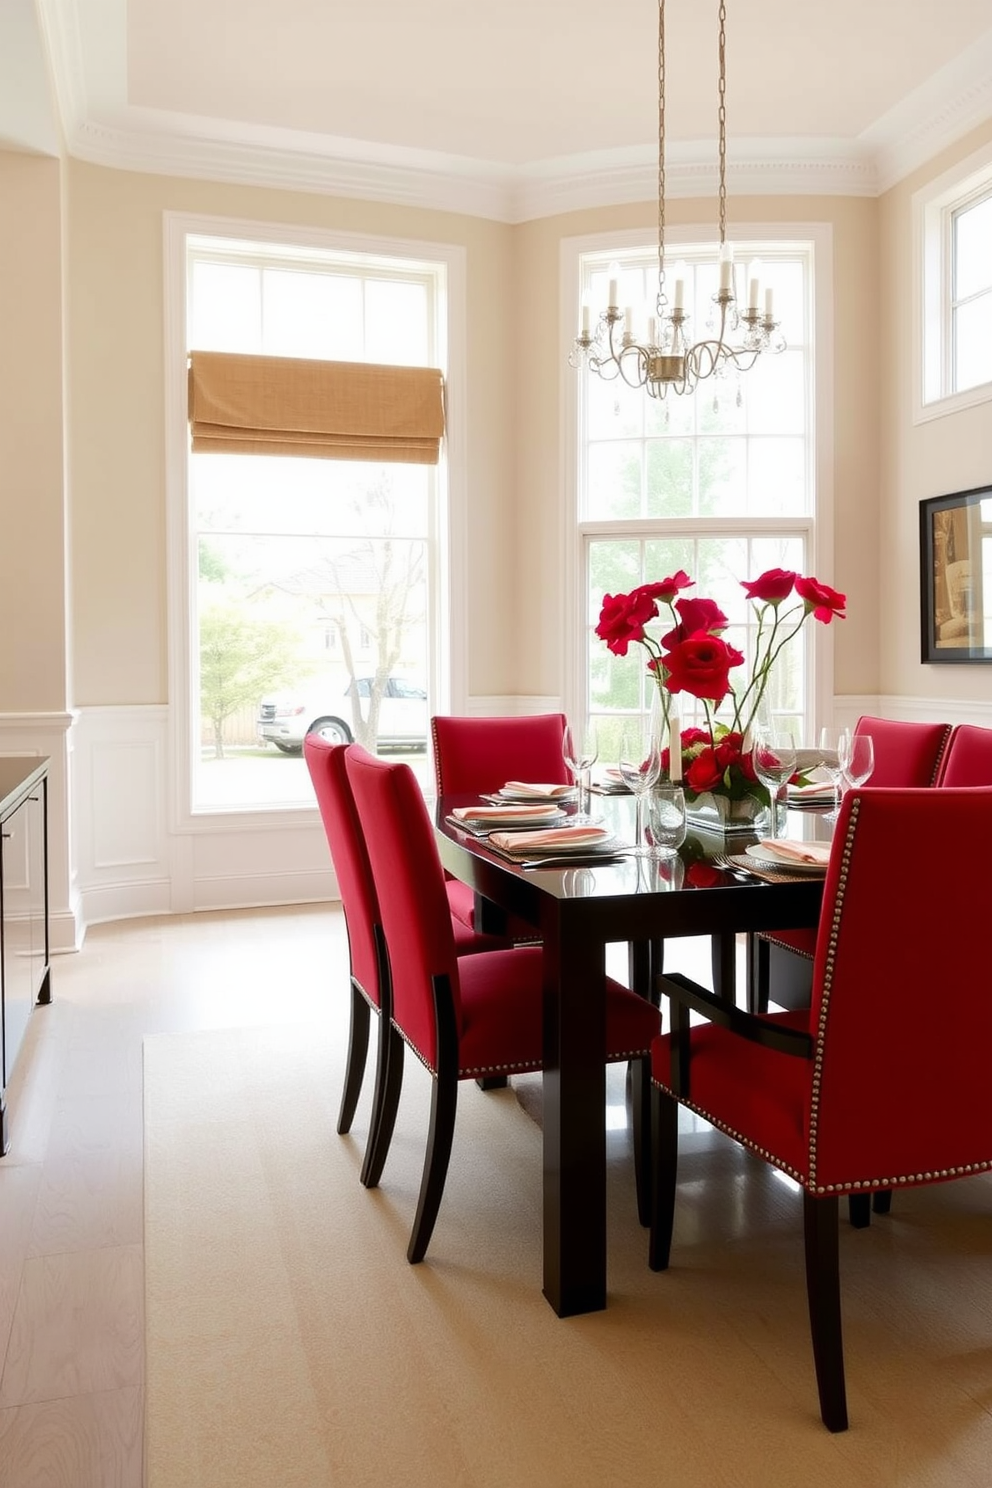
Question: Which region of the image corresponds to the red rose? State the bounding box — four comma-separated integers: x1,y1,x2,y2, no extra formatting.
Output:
795,576,846,624
664,633,744,702
741,568,796,604
685,747,725,792
680,726,711,749
636,571,693,606
595,589,658,655
661,596,730,649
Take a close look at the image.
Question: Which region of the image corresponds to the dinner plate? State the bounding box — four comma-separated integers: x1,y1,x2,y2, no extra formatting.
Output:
490,833,622,862
446,810,568,835
490,787,578,804
745,844,829,875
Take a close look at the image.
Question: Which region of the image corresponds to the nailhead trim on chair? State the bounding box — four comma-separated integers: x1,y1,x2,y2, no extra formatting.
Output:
396,1020,653,1080
759,934,815,961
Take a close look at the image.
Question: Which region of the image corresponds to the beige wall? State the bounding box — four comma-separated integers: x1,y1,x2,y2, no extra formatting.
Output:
0,151,68,710
879,119,992,706
513,194,882,699
65,161,515,704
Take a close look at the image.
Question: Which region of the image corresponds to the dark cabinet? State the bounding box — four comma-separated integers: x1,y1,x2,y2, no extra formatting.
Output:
0,757,51,1154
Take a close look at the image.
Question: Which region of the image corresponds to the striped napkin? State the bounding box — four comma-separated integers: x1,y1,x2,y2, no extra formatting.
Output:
489,825,611,855
500,781,575,799
787,782,836,802
450,804,561,823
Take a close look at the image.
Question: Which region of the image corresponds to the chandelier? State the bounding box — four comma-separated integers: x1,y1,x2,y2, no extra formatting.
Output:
570,0,785,399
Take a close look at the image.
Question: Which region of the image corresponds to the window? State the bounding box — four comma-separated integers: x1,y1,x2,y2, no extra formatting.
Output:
918,141,992,420
167,221,463,819
571,236,821,757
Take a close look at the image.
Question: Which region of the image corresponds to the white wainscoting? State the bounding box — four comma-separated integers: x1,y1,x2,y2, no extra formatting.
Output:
57,693,992,941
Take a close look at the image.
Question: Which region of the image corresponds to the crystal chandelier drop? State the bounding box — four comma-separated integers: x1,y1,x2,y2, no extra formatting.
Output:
570,0,785,399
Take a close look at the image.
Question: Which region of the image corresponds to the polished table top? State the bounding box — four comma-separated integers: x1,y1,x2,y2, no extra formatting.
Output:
436,790,831,1317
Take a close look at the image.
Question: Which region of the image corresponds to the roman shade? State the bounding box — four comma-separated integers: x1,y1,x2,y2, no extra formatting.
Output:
188,351,445,464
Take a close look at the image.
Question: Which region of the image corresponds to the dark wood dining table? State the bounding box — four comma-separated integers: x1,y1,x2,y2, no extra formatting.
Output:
435,790,830,1317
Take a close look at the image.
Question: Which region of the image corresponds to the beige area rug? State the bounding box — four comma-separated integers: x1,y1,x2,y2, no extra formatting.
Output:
144,1024,992,1488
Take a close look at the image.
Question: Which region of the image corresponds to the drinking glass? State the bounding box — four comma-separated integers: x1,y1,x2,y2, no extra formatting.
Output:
618,720,662,855
752,728,797,840
818,725,846,822
646,783,686,857
562,721,599,823
839,732,874,797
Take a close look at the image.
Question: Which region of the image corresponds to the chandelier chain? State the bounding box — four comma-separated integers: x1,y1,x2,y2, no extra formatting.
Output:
717,0,727,245
657,0,666,313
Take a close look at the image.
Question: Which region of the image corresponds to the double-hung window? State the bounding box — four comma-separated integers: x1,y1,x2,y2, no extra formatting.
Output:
572,236,821,757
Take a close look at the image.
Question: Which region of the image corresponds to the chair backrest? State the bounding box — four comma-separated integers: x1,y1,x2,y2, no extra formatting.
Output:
807,785,992,1192
935,724,992,786
345,745,462,1069
853,714,951,787
431,713,569,797
303,734,381,1007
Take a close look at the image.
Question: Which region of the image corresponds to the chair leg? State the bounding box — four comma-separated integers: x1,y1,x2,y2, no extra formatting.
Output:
748,933,771,1015
872,1189,892,1215
802,1192,848,1432
337,981,371,1135
360,1024,404,1189
407,1071,458,1264
630,1056,652,1227
848,1193,871,1228
648,1086,678,1271
476,1075,508,1091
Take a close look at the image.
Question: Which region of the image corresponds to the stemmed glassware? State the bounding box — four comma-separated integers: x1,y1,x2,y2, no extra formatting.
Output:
752,728,798,840
839,731,874,798
818,725,846,822
562,721,599,823
618,715,662,856
646,783,687,857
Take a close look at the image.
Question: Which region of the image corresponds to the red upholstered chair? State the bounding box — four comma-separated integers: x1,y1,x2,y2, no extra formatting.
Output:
751,714,952,1017
649,784,992,1432
344,744,661,1263
935,722,992,785
431,712,570,936
303,734,508,1182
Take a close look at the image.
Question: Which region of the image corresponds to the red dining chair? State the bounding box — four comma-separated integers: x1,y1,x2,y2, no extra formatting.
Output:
649,784,992,1432
344,743,661,1263
303,734,509,1182
934,722,992,785
431,713,570,936
750,715,952,1018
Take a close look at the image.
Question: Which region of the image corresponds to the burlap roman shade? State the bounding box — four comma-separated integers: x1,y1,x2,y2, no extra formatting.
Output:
188,351,445,464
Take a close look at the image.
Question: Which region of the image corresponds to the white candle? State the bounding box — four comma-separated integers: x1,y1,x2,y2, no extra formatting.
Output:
607,261,620,309
764,286,775,318
719,241,734,293
748,259,761,312
647,315,657,346
581,293,591,336
673,260,686,311
669,717,682,781
624,305,634,336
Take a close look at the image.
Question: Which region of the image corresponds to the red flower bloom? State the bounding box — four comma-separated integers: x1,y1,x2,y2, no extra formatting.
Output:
661,596,729,649
636,571,693,606
685,747,725,792
686,862,725,888
795,576,846,624
595,589,658,656
741,568,796,604
664,634,744,703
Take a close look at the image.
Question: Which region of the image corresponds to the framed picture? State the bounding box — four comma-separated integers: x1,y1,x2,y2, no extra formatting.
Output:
920,484,992,664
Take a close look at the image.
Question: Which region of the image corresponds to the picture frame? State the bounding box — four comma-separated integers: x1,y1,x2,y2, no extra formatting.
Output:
920,484,992,664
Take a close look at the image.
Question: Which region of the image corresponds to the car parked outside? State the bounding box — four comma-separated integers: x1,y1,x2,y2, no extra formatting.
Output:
257,676,427,753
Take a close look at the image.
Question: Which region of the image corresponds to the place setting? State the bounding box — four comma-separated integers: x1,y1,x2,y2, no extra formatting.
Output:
444,801,570,836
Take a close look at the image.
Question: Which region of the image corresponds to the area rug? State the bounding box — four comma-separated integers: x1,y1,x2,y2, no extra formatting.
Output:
143,1024,992,1487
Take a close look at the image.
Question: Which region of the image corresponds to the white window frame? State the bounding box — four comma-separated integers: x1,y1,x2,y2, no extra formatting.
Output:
163,212,468,834
915,136,992,424
560,221,836,737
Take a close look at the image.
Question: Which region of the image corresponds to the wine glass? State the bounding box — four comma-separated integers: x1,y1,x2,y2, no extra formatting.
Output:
618,719,662,855
818,725,846,822
562,721,599,823
839,732,874,802
752,728,797,840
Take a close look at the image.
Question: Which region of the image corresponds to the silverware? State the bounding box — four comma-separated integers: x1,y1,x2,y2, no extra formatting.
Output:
517,853,628,870
712,853,762,882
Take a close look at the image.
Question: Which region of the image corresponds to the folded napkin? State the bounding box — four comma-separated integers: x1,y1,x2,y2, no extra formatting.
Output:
753,838,831,867
450,804,560,823
489,825,611,854
500,781,575,799
787,782,836,800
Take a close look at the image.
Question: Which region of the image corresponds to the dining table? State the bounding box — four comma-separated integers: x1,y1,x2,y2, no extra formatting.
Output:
435,786,832,1317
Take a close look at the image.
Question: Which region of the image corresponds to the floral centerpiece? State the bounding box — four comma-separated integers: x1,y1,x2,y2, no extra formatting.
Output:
595,567,846,824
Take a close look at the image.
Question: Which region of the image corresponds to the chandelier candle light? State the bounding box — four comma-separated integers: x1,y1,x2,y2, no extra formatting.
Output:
596,569,846,813
570,0,785,398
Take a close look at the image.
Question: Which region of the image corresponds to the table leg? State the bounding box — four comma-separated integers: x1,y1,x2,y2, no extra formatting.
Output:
711,931,737,1004
541,907,607,1317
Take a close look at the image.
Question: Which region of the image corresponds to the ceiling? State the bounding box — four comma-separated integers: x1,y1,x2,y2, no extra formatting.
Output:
9,0,992,221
